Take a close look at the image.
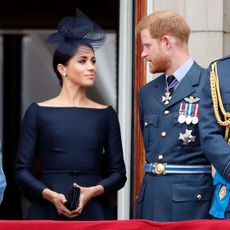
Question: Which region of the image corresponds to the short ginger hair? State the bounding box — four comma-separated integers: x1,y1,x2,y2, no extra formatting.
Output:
136,10,190,46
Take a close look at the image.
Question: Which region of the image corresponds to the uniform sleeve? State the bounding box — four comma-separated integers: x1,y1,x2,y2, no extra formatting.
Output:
139,88,144,134
0,151,6,204
98,107,126,193
199,67,230,181
15,103,47,199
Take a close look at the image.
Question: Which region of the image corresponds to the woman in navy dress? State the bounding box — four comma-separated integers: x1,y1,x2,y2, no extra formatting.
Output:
15,8,126,220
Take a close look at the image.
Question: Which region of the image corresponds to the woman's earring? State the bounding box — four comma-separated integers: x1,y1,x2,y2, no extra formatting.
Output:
64,73,68,77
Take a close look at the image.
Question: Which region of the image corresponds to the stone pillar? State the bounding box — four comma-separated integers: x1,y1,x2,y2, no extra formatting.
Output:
224,0,230,56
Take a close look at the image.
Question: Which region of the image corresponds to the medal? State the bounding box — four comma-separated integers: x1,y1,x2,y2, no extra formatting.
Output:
185,116,192,125
162,91,172,105
178,103,186,124
179,129,196,145
192,117,198,124
192,104,199,124
178,114,186,124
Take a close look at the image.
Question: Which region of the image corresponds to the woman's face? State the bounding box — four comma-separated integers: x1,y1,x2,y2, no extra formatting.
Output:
64,45,96,87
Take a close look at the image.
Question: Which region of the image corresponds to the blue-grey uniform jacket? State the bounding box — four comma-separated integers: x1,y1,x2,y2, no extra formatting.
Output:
136,62,213,222
199,55,230,219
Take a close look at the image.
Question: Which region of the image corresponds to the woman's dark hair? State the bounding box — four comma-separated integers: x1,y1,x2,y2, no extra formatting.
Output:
53,49,72,87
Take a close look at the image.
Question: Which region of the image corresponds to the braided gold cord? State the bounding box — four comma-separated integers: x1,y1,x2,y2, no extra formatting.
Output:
210,62,230,142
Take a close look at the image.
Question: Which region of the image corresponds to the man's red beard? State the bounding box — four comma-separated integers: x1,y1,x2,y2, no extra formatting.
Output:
149,54,171,74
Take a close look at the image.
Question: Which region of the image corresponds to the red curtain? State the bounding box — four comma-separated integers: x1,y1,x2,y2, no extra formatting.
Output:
0,219,230,230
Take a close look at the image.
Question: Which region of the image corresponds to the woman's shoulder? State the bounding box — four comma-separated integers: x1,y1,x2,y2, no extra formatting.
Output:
87,100,109,109
25,101,39,112
21,102,40,123
36,98,58,107
91,102,118,116
24,99,57,117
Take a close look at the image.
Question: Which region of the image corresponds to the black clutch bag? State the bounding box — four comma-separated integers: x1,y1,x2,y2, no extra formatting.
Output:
65,186,80,211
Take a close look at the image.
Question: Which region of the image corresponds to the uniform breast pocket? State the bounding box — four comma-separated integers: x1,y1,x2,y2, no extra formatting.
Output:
172,183,213,221
143,114,159,152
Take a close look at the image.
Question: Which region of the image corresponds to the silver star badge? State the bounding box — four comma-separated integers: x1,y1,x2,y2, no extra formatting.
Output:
162,92,172,105
179,129,196,145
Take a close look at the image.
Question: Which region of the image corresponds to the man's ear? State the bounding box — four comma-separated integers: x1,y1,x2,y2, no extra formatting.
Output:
161,35,173,51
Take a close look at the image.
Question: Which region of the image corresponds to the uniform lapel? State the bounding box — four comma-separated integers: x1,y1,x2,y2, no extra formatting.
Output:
165,62,202,109
152,74,167,105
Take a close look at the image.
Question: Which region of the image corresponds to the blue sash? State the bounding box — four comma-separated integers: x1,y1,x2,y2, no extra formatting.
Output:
209,172,230,218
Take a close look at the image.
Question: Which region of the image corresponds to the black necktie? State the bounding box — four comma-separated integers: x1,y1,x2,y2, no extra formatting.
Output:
167,75,177,95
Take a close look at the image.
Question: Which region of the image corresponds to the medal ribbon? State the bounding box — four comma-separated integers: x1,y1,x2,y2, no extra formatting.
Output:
185,103,188,117
187,103,193,118
193,104,199,118
178,103,186,123
179,103,185,113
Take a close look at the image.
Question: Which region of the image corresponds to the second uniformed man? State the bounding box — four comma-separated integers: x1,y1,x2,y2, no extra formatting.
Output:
199,55,230,219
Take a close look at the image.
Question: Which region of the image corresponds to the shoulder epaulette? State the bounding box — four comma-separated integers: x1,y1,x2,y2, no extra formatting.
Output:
210,61,230,144
210,55,230,66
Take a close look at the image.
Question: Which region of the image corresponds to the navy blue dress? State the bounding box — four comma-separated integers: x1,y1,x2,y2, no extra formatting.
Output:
15,102,126,220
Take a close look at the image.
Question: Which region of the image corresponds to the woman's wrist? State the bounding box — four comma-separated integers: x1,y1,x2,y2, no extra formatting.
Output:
92,185,104,197
42,188,58,203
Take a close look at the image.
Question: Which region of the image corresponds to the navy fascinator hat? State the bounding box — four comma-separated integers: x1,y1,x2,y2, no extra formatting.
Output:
47,8,107,55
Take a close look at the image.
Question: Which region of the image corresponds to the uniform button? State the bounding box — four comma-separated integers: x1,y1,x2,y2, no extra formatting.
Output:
158,155,164,160
161,131,167,137
196,194,202,200
164,110,170,115
144,122,148,127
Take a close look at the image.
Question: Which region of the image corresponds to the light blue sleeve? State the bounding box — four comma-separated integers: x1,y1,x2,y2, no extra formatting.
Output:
0,150,6,204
